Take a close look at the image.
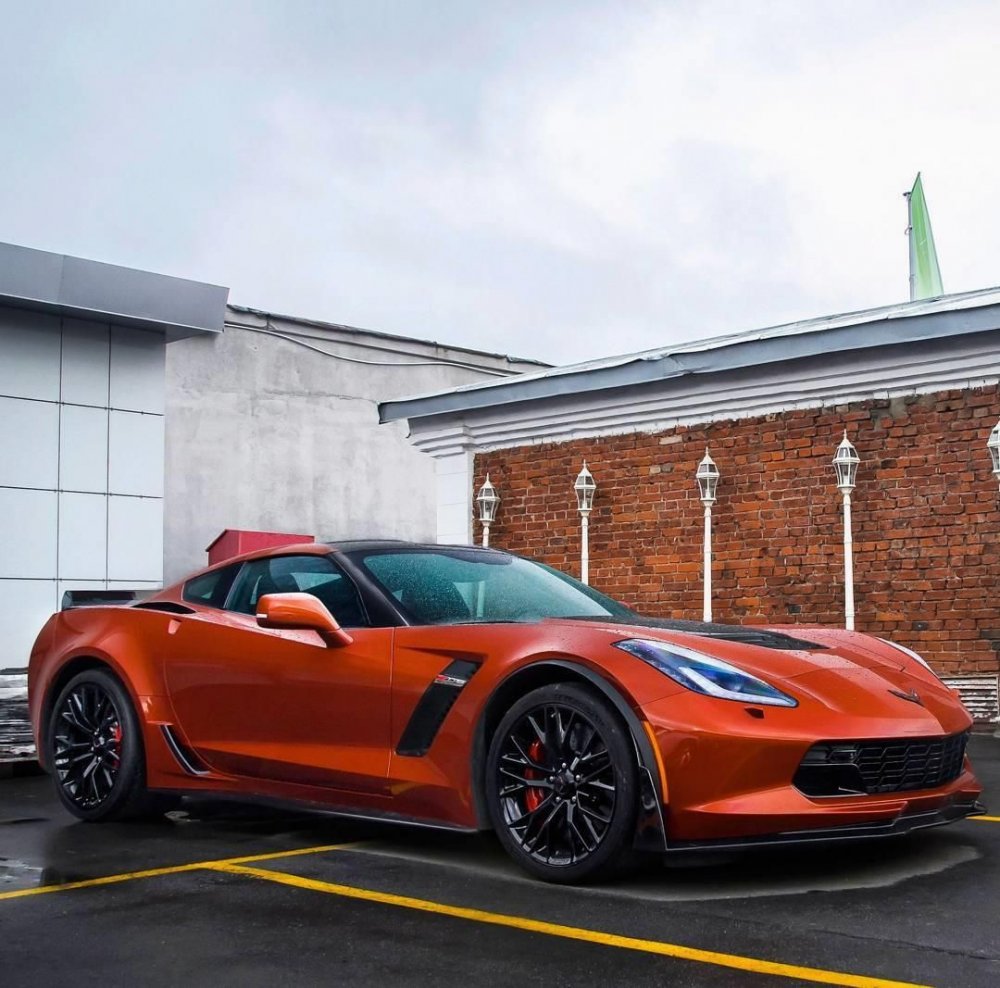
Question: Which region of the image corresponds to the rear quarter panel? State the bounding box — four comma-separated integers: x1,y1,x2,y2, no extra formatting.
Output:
28,606,176,763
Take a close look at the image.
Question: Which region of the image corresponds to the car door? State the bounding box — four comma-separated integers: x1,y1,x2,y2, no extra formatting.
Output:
162,553,392,795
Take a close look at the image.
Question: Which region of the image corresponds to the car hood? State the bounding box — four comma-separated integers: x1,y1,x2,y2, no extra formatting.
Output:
544,614,949,694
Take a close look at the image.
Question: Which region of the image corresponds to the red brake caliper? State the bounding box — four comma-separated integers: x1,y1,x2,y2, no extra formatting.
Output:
111,723,123,749
524,739,546,812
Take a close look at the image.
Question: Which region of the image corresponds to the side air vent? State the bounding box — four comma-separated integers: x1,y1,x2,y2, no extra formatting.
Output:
134,601,196,615
396,660,480,757
161,725,211,775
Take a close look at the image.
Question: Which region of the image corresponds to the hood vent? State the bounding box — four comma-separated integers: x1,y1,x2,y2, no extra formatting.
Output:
583,614,825,651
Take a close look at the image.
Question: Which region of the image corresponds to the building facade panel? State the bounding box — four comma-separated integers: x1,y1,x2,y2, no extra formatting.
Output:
0,309,61,400
60,404,110,492
0,488,58,579
0,397,59,488
108,411,165,497
107,495,163,582
58,492,109,580
0,310,166,669
109,327,166,413
60,320,110,406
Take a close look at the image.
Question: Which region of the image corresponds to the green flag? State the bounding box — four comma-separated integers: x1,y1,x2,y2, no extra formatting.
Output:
907,173,943,300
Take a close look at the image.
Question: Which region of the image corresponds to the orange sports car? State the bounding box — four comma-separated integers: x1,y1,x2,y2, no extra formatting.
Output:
29,541,984,883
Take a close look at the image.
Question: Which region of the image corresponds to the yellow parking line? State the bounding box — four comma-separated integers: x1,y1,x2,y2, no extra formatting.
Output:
208,862,930,988
0,843,355,902
971,815,1000,823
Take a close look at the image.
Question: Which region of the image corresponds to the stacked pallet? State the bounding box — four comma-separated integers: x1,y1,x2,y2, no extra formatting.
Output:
0,670,33,761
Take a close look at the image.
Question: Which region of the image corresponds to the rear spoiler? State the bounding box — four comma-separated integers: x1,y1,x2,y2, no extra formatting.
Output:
60,589,154,610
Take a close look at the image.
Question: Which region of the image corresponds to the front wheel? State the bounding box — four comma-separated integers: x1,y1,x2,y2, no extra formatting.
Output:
47,667,168,821
486,682,639,884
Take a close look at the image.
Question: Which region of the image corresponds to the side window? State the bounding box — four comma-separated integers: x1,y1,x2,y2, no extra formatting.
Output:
226,555,369,628
182,563,240,609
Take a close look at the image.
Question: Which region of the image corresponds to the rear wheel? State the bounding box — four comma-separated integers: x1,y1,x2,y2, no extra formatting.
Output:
48,668,170,821
486,682,639,883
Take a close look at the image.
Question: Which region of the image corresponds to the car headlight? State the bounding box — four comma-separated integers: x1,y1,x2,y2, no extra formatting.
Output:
614,639,797,707
877,639,942,680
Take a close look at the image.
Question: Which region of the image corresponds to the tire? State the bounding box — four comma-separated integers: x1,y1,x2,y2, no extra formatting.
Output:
486,681,639,884
47,667,169,822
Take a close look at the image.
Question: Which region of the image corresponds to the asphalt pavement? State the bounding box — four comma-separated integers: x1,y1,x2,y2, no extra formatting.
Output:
1,736,998,987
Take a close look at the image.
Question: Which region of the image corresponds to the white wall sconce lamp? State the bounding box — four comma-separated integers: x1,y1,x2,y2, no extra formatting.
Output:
574,461,596,585
832,431,860,631
475,474,500,547
988,418,1000,491
696,448,720,622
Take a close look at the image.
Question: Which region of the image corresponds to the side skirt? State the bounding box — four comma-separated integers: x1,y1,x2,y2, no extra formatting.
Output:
148,787,479,835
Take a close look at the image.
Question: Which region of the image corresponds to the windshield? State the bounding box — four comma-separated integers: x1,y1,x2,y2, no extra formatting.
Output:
355,548,632,626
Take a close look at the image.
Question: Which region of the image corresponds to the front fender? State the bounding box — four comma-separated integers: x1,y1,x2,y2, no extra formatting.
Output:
471,658,668,851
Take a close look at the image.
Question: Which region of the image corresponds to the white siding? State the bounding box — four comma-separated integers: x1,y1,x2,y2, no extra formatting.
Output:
0,580,57,670
0,397,59,488
108,411,164,497
0,311,166,671
58,492,108,580
0,310,61,401
107,495,163,582
0,488,58,579
60,321,110,406
60,404,109,492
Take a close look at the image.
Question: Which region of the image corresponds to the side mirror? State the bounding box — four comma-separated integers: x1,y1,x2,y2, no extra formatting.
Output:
256,593,354,648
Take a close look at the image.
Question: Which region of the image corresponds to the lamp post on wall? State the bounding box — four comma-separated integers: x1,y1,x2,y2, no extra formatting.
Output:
475,475,500,547
988,418,1000,491
574,462,596,585
696,449,720,622
832,431,860,631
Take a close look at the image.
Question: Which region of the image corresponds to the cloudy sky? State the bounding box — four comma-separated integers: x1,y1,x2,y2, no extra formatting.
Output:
3,1,1000,364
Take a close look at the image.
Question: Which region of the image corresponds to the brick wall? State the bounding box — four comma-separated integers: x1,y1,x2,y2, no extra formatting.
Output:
474,385,1000,679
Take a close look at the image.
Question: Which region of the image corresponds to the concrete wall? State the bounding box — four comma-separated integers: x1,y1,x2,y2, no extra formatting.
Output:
163,313,539,583
0,306,166,670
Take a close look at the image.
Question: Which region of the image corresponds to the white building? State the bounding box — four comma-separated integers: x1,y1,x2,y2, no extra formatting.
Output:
0,241,543,758
0,242,227,690
164,305,543,583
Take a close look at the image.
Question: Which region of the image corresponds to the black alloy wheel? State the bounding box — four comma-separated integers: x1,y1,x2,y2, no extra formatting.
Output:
48,668,169,822
52,680,124,809
487,682,639,883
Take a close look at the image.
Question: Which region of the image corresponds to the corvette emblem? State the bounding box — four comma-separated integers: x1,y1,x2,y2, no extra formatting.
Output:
889,687,924,706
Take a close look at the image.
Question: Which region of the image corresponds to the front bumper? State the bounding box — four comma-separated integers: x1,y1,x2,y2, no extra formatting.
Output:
641,691,984,846
663,797,986,852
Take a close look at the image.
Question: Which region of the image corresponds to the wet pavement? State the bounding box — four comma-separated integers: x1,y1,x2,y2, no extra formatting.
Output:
1,736,998,987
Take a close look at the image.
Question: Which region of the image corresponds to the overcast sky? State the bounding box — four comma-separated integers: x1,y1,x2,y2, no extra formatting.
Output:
2,1,1000,365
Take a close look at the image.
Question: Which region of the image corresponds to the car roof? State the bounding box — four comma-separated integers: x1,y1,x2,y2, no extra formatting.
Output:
188,539,506,576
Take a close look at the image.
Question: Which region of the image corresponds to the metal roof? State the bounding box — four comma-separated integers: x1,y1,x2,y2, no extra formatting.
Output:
0,241,228,340
228,303,550,369
379,286,1000,423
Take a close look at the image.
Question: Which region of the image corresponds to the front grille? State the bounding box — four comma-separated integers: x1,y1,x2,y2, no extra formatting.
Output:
794,731,969,798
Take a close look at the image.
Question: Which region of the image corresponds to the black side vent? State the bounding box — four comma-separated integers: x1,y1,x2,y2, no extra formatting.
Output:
134,601,196,615
396,660,480,757
161,725,211,776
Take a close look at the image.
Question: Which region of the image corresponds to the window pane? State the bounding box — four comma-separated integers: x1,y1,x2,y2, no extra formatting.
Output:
359,549,629,626
182,563,240,608
226,554,368,627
